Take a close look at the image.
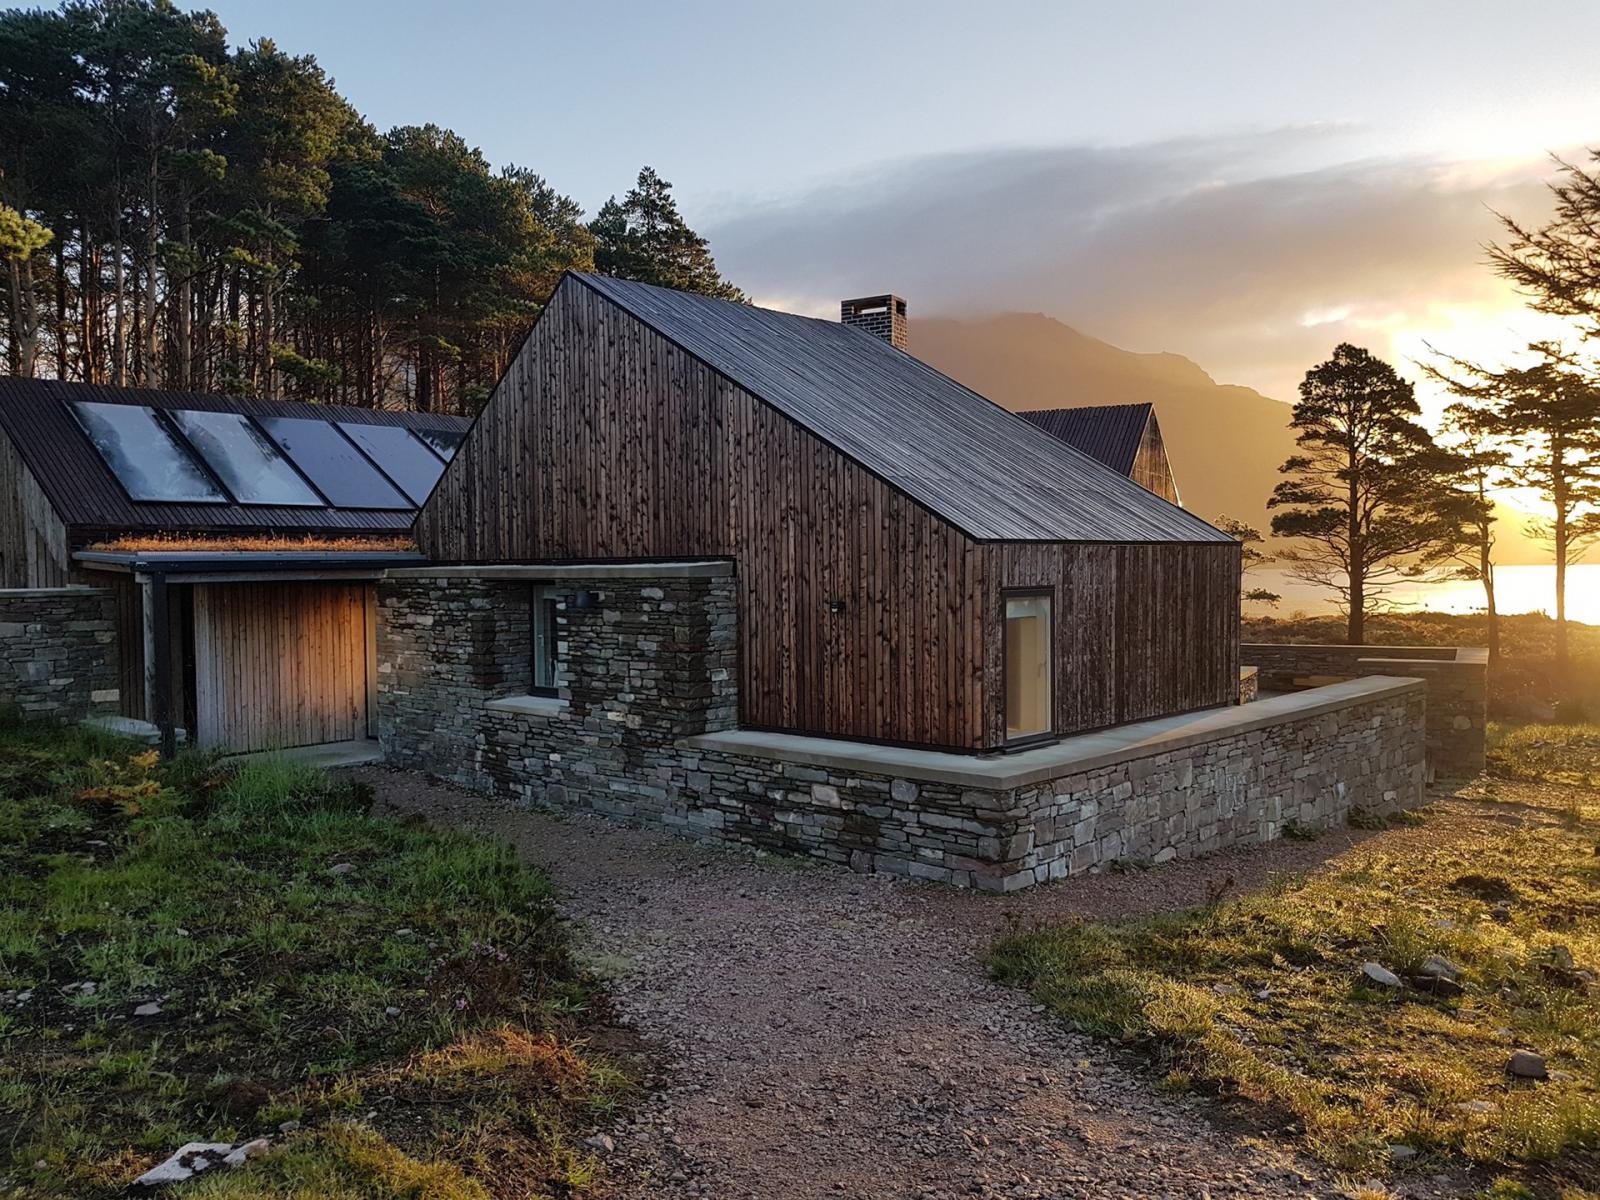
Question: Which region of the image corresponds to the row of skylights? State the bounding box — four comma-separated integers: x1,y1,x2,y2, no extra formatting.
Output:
68,401,464,510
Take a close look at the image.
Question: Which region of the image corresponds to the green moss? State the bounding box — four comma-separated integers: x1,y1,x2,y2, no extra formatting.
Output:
0,717,625,1198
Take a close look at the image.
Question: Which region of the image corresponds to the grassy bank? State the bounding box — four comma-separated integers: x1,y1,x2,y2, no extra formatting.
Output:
989,749,1600,1193
0,720,628,1198
1243,610,1600,719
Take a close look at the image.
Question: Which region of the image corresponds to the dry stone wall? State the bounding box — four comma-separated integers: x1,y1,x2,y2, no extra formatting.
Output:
380,568,1429,892
0,587,119,721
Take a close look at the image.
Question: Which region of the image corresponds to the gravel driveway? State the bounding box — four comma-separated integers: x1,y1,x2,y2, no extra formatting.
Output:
359,768,1472,1200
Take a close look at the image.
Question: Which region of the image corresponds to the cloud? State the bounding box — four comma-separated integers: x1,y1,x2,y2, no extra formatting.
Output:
704,132,1569,403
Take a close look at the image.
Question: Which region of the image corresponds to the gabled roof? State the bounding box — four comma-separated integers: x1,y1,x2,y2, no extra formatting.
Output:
1017,403,1154,477
572,274,1228,543
0,378,470,536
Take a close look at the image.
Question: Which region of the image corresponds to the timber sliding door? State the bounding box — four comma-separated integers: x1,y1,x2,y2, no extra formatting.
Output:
191,581,373,751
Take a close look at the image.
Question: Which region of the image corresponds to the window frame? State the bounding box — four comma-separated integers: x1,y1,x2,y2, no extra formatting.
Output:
1000,586,1056,749
529,585,561,698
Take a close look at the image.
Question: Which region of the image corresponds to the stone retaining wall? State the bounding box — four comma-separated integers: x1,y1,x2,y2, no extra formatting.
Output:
380,568,1429,892
1243,642,1487,777
0,587,120,721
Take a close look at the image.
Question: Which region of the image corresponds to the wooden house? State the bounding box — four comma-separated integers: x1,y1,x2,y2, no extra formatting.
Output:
0,378,467,751
415,276,1241,753
1018,402,1181,505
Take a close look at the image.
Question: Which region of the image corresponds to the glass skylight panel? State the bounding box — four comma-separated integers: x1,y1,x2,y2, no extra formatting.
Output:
69,401,226,503
337,423,447,504
256,416,413,510
414,427,465,461
167,409,323,507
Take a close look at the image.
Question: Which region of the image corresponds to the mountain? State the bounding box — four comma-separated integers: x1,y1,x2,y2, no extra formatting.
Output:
910,313,1298,538
910,312,1550,565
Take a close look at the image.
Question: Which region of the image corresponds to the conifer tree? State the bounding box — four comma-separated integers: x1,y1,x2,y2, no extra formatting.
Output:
591,167,744,300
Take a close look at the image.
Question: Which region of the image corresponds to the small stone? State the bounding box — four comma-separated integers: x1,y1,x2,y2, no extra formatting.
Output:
328,863,356,876
584,1133,615,1153
1211,983,1242,997
1454,1100,1497,1114
15,991,32,1003
394,928,413,937
1361,962,1403,989
133,1002,161,1017
1506,1050,1548,1079
175,928,191,937
1419,954,1462,981
385,1006,401,1017
1388,1144,1417,1162
1549,945,1575,970
277,1120,301,1134
132,1143,234,1186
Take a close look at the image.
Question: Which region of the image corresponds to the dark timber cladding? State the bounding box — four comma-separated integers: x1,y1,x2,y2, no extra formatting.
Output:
416,273,1240,751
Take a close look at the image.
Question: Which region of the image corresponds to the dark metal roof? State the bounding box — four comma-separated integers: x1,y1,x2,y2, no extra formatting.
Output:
572,274,1228,543
1016,403,1153,477
0,378,470,537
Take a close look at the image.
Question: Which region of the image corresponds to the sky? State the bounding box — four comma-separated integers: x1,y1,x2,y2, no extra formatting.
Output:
206,0,1600,408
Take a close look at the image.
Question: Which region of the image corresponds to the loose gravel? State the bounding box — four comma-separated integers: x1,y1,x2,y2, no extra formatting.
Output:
361,768,1480,1200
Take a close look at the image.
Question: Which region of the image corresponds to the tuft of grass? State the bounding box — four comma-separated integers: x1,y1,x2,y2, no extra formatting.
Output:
989,769,1600,1188
1490,722,1600,790
0,717,630,1198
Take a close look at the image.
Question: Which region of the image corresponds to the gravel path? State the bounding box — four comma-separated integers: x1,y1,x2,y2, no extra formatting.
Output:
360,768,1478,1200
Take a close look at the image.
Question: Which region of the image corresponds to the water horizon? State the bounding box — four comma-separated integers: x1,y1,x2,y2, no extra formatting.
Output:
1245,563,1600,625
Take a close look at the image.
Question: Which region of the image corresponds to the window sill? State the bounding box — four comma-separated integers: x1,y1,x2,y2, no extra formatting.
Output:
485,694,567,718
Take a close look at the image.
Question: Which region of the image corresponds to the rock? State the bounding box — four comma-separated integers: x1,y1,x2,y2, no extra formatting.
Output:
385,1006,401,1017
133,1002,161,1017
1548,945,1575,970
132,1143,235,1186
15,991,32,1004
1388,1144,1418,1163
222,1139,269,1166
1361,962,1403,989
584,1133,616,1153
1506,1050,1548,1079
328,862,356,876
277,1120,301,1134
1419,954,1462,981
1211,983,1242,997
1454,1100,1497,1114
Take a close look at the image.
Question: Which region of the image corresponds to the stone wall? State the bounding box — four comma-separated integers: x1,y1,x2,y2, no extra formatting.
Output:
381,566,1430,892
0,587,119,721
1243,643,1487,777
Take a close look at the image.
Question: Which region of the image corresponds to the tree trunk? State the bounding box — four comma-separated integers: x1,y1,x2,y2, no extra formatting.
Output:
111,209,125,386
175,193,191,389
1481,550,1499,668
143,146,160,387
1553,505,1569,715
6,255,39,378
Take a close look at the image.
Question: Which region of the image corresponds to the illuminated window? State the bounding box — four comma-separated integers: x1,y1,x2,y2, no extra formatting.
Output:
1004,592,1053,742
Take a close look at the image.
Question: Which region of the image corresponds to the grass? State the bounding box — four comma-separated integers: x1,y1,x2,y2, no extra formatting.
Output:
988,750,1600,1192
1243,609,1600,720
0,718,630,1199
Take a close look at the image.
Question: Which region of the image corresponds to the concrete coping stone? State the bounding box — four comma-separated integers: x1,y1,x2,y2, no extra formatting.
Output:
0,587,103,598
684,676,1427,790
485,694,568,718
387,560,733,582
1242,642,1487,666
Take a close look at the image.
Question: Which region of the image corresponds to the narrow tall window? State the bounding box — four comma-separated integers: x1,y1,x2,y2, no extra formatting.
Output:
1004,592,1053,743
531,587,560,695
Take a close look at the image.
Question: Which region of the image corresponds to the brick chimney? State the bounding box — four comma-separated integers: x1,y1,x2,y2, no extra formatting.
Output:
841,294,908,351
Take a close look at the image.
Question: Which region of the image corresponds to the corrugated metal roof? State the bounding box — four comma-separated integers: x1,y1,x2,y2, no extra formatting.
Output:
0,378,470,536
1017,403,1153,477
573,274,1228,543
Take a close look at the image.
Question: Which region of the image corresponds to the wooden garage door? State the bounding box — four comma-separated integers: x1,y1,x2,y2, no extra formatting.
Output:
193,582,372,751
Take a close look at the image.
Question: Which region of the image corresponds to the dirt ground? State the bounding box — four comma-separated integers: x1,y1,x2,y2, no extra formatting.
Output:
360,767,1494,1200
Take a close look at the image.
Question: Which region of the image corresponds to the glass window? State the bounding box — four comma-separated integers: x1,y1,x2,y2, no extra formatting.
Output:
1004,592,1053,742
69,402,227,503
256,416,413,510
414,427,465,462
531,587,560,695
338,423,447,505
167,409,323,507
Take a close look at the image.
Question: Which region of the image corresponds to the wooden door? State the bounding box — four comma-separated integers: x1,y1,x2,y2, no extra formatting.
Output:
192,581,371,751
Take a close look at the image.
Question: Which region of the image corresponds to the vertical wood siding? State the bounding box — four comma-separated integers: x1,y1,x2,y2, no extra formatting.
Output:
192,581,370,751
415,284,1238,751
0,432,70,587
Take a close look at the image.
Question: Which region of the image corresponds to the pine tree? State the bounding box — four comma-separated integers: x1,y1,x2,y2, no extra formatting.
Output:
1268,343,1459,643
591,167,744,300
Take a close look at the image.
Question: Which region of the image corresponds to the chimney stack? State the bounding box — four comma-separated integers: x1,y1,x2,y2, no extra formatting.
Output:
841,294,908,352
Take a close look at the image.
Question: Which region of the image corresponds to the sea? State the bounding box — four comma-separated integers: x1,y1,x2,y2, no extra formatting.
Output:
1247,564,1600,625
